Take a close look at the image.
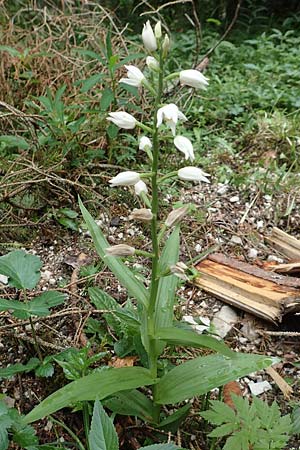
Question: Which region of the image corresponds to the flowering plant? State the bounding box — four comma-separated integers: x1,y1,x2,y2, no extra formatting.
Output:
25,21,274,446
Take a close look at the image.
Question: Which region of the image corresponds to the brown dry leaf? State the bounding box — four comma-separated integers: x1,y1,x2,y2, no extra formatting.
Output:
265,366,293,399
223,381,243,410
109,356,138,368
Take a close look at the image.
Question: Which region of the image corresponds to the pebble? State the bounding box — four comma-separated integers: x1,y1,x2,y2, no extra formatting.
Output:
267,255,284,263
41,270,52,281
256,220,264,229
248,380,272,396
248,248,258,259
212,305,238,339
230,235,243,245
195,243,202,252
229,195,239,203
0,274,8,284
217,184,229,195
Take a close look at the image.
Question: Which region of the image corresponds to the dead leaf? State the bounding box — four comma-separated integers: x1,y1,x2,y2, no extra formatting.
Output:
109,356,138,368
223,381,243,410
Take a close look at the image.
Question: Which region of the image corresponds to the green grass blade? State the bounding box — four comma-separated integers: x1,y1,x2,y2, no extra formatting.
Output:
79,198,149,308
25,367,156,423
155,354,276,405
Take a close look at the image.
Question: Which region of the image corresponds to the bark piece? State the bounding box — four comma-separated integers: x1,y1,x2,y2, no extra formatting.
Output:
265,366,293,399
265,227,300,260
194,253,300,323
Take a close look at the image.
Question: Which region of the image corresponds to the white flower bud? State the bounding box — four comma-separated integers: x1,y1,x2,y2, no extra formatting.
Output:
107,112,136,129
134,180,148,196
142,21,157,52
180,69,209,90
178,167,210,182
162,34,170,57
109,171,140,187
139,136,152,151
170,262,189,280
165,205,189,227
105,244,135,257
154,21,162,39
146,56,159,71
129,208,153,222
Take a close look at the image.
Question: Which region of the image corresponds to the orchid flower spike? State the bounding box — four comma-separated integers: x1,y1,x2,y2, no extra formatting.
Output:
107,112,136,129
157,103,187,136
119,65,145,87
174,136,195,162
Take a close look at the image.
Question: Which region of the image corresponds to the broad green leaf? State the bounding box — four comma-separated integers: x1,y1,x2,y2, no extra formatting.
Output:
0,427,8,450
103,389,156,423
57,217,78,231
0,135,30,150
79,198,148,307
100,88,114,111
12,423,38,448
155,354,275,405
89,287,122,334
0,250,42,290
0,360,40,380
0,358,40,380
154,227,180,355
155,327,233,357
59,208,78,219
89,399,118,450
0,291,66,319
209,422,237,438
25,367,156,423
292,406,300,435
140,444,186,450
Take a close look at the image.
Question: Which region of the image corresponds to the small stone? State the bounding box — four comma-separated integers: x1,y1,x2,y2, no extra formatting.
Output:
256,220,264,229
248,380,272,396
229,195,239,203
212,305,238,339
248,248,258,259
195,243,202,253
238,336,248,344
217,184,229,195
230,235,243,245
0,274,8,284
267,255,284,263
41,270,52,281
49,278,56,285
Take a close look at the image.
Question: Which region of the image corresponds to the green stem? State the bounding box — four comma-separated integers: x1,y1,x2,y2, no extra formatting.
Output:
147,47,164,380
83,401,90,450
49,415,86,450
29,317,43,362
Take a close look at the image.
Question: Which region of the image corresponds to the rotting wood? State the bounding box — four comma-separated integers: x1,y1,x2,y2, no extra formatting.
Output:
265,227,300,260
194,253,300,323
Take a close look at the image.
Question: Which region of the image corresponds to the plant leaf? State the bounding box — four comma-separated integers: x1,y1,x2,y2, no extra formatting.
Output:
100,88,114,111
157,403,191,431
155,354,276,405
0,250,42,290
155,327,233,357
89,399,119,450
24,367,156,423
154,227,180,355
0,358,40,380
79,198,149,308
103,389,156,423
0,291,65,319
0,135,30,150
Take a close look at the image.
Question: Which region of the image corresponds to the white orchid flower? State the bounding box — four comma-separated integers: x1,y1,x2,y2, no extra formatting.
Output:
109,171,140,186
142,21,157,52
174,135,195,161
129,208,153,222
107,112,136,129
179,69,209,90
134,180,148,196
154,21,162,39
156,103,187,136
119,65,145,87
178,167,210,182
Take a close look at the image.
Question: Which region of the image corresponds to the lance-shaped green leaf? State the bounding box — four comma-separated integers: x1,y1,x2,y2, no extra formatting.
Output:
79,198,149,308
155,354,276,405
89,399,119,450
154,227,180,355
0,291,66,319
0,250,42,290
154,327,233,357
24,367,156,423
0,358,40,380
103,389,156,423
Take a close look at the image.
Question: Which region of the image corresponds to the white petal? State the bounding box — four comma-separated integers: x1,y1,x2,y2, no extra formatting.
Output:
142,21,157,52
134,180,148,195
109,171,141,186
178,166,210,182
119,77,140,87
174,135,195,161
139,136,152,150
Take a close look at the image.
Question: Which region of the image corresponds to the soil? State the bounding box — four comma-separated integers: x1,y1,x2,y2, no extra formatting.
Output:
1,179,300,449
